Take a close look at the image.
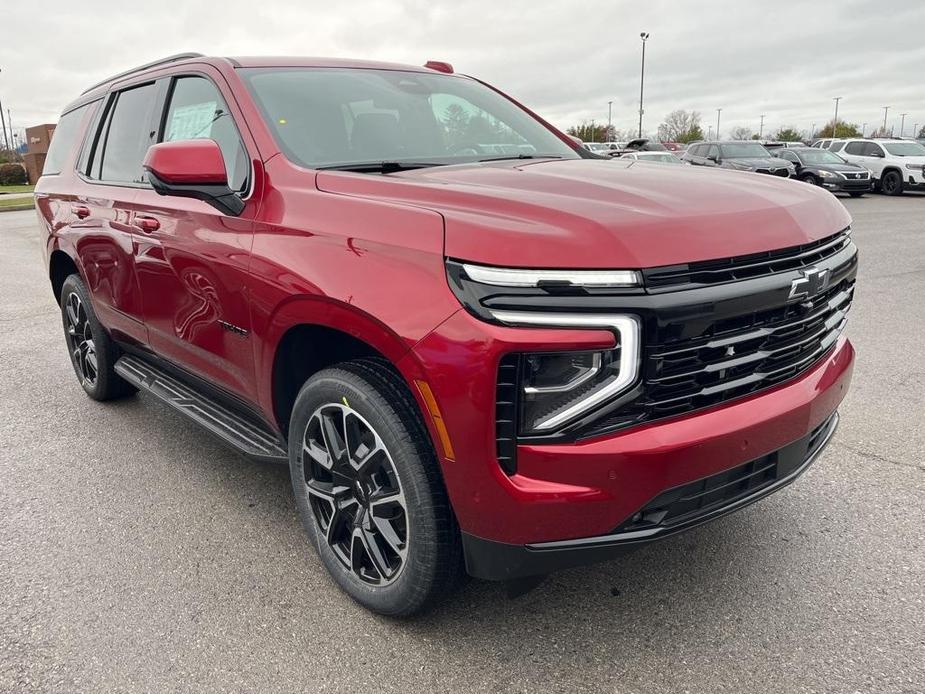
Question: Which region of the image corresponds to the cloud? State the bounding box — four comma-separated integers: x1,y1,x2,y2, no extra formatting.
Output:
3,0,924,138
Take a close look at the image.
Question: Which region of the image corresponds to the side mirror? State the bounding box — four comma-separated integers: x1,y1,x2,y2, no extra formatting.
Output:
143,140,244,216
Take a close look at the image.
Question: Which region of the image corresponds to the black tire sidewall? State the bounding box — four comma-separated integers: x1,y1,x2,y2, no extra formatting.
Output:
288,365,448,616
882,171,903,195
59,274,133,401
800,173,818,185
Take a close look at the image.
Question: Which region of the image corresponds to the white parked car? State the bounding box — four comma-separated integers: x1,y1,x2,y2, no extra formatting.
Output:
837,139,925,196
619,151,685,164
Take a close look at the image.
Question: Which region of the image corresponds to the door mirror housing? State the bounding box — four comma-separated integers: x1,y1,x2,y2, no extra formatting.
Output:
143,140,245,216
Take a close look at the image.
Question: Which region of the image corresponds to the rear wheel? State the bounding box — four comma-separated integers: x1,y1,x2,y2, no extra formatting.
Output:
288,359,462,616
880,170,904,196
59,274,135,401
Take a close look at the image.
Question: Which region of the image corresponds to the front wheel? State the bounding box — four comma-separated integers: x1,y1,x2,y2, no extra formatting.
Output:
880,170,904,196
288,359,462,616
800,173,818,185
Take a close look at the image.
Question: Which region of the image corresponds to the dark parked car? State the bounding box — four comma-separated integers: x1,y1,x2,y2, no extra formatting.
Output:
774,148,872,197
35,53,855,616
682,141,794,176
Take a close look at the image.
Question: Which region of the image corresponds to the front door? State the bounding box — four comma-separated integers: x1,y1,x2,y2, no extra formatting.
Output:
131,72,260,402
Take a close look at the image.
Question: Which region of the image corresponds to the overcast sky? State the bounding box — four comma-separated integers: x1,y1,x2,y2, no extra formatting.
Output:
3,0,925,140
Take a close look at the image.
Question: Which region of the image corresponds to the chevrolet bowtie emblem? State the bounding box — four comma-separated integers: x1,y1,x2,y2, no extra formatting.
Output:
789,267,830,301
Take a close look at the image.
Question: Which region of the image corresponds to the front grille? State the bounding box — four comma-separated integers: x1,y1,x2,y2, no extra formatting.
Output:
585,277,853,435
614,413,837,533
643,228,851,291
754,167,790,177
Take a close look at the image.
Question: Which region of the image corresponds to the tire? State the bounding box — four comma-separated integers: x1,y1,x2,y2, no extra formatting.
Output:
59,274,136,401
880,170,904,196
800,173,818,185
849,192,865,198
288,358,463,616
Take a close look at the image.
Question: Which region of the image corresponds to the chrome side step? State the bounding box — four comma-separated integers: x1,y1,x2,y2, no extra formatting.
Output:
114,355,288,464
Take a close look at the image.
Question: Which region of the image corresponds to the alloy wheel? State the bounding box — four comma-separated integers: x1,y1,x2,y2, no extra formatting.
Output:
301,403,409,585
64,292,98,387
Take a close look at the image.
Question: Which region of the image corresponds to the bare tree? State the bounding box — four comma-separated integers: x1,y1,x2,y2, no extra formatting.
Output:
730,126,753,140
657,110,704,143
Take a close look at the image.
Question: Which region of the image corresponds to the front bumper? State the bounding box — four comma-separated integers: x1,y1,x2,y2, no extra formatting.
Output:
822,177,873,193
463,411,839,580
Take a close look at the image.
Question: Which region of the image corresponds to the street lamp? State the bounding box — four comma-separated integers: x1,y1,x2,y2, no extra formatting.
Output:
0,67,9,151
607,100,613,141
638,32,649,138
900,113,908,137
716,108,722,140
759,114,765,139
882,106,890,134
862,123,867,137
832,97,841,139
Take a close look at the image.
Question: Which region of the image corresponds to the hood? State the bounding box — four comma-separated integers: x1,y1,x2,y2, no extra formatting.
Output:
811,162,867,173
316,158,851,269
724,157,791,169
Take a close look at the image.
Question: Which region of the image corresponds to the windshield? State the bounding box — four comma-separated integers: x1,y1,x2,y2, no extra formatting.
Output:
721,143,772,159
586,143,610,152
883,142,925,156
637,153,682,163
239,67,579,169
797,149,847,165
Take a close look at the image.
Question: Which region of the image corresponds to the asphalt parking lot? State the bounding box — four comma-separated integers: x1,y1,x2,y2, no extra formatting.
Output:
1,196,923,694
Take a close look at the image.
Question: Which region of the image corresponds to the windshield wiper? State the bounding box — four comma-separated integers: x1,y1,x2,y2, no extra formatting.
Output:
478,154,564,162
318,161,445,173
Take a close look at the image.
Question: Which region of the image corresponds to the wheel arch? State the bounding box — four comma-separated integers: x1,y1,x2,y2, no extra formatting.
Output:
49,248,82,305
263,298,439,445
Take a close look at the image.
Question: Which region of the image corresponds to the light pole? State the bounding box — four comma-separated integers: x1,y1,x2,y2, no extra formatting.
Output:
811,122,816,139
638,32,649,138
759,114,765,139
607,100,613,141
914,123,920,139
862,123,867,137
707,125,713,140
832,96,841,139
715,108,722,140
900,113,907,137
0,67,9,151
882,106,890,134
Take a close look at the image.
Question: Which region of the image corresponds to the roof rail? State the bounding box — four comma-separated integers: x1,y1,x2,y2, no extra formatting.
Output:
81,52,205,95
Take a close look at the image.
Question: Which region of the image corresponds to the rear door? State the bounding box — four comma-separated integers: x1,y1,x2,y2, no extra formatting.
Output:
130,69,260,401
71,81,162,345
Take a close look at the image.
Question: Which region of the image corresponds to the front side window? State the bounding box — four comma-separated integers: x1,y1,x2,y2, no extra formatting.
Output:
43,103,94,176
95,83,158,183
239,67,578,169
162,76,249,192
883,141,925,156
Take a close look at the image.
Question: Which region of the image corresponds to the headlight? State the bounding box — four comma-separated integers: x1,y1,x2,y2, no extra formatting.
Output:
729,162,751,170
491,312,640,434
818,170,839,178
905,164,923,171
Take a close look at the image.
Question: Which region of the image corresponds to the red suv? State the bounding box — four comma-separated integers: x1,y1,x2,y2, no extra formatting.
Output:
36,54,856,616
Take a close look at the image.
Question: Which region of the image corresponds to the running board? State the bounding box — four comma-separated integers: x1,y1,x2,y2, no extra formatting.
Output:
114,355,288,464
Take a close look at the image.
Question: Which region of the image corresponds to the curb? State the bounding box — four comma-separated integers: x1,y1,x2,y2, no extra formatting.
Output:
0,204,34,213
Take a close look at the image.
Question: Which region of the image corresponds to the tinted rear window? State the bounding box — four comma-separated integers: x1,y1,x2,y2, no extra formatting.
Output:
42,104,93,176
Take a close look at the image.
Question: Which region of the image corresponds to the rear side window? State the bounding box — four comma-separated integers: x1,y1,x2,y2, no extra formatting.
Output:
95,83,159,184
162,76,249,193
863,142,884,157
830,142,845,152
844,142,865,155
42,104,93,176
